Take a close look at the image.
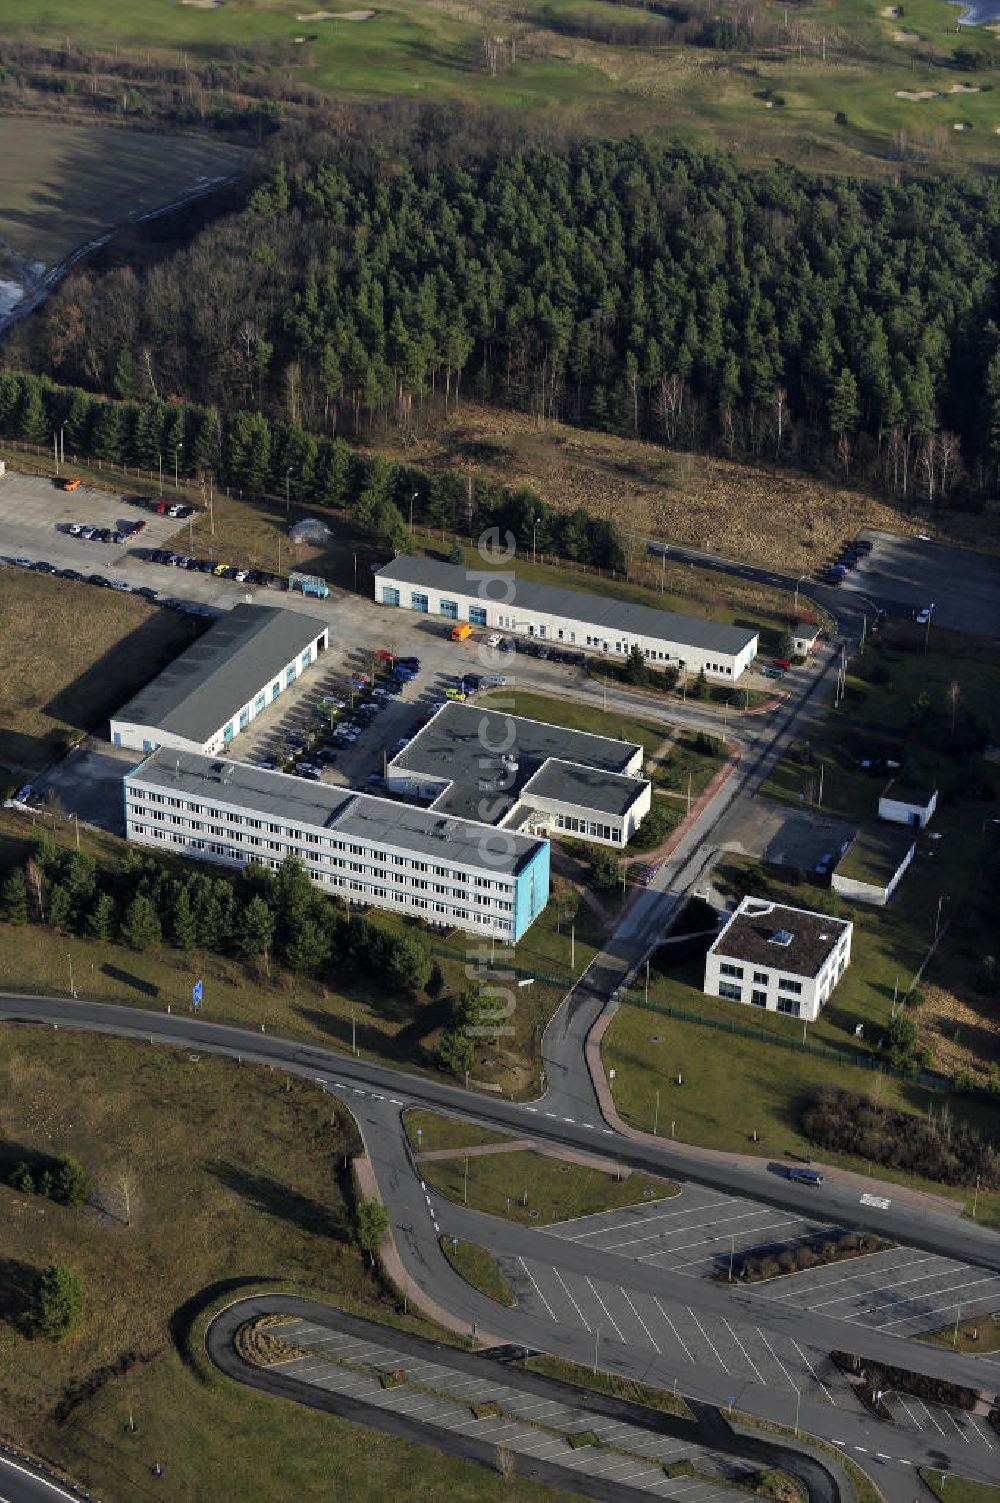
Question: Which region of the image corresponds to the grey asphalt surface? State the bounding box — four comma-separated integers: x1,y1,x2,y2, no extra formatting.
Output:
206,1298,844,1503
0,1449,84,1503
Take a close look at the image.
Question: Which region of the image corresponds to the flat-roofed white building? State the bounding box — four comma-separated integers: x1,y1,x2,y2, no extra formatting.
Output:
704,896,852,1022
124,749,550,941
374,556,758,681
110,604,329,756
385,701,651,847
878,780,938,830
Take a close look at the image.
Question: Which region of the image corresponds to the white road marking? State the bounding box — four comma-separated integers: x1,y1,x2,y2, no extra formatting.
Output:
553,1267,592,1332
754,1327,800,1393
654,1295,694,1361
621,1288,661,1353
586,1277,625,1342
722,1318,764,1383
790,1339,835,1404
686,1307,729,1372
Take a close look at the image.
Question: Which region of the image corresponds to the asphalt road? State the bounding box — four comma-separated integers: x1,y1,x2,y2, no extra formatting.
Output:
206,1297,843,1503
0,1449,82,1503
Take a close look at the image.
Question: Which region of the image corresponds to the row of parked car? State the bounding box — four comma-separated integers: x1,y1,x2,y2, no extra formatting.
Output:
65,519,145,546
6,555,214,617
499,637,585,665
125,495,195,519
822,536,873,586
142,548,282,588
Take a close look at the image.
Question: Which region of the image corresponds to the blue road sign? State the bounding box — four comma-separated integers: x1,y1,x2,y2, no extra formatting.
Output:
193,979,203,1007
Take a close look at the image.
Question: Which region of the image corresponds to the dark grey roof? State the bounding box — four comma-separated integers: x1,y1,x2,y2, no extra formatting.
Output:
519,760,648,817
389,701,644,823
376,555,758,656
125,749,543,876
112,604,328,745
712,898,850,979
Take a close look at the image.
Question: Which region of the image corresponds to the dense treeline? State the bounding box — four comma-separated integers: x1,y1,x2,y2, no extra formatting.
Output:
803,1086,1000,1188
0,369,626,567
23,133,1000,504
0,836,434,993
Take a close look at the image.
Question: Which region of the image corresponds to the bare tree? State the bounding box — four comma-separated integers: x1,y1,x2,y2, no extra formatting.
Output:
25,858,47,923
772,386,788,457
937,429,960,500
947,678,961,733
836,430,852,481
654,372,685,444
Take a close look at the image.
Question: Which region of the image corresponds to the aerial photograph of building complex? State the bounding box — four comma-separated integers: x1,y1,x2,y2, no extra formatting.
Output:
1,2,1000,1501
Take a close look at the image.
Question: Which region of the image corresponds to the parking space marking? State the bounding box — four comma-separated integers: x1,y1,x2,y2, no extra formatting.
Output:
621,1287,661,1354
517,1259,559,1323
789,1339,835,1405
586,1277,625,1342
654,1296,694,1362
721,1319,763,1384
754,1328,799,1394
553,1267,592,1332
686,1308,730,1372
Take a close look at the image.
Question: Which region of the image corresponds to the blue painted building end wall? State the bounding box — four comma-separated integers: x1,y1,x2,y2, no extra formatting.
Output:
513,841,551,942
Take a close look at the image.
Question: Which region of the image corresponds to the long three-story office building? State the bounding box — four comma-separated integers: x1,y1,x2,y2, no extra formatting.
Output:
124,749,550,941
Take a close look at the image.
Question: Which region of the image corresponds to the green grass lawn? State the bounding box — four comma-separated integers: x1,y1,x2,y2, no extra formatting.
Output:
919,1315,1000,1355
921,1471,1000,1503
418,1145,676,1225
0,570,202,774
603,1002,1000,1226
404,1110,515,1154
523,1353,693,1420
2,0,1000,174
0,1028,579,1503
0,117,246,266
441,1234,516,1308
479,688,668,760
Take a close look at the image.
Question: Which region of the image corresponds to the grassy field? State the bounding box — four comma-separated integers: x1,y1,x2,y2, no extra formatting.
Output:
440,1234,516,1307
0,797,588,1095
0,118,246,268
523,1353,692,1418
418,1145,677,1225
0,1027,577,1503
3,0,1000,174
919,1314,1000,1354
759,617,1000,1084
921,1471,1000,1503
404,1110,515,1153
0,569,201,774
603,1002,1000,1225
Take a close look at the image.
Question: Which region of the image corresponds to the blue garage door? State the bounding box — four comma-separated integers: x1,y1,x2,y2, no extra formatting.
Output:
470,605,487,626
381,586,400,606
411,592,429,613
440,598,458,619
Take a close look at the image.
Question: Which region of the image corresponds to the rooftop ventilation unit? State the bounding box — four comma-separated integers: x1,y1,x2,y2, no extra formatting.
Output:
768,929,793,947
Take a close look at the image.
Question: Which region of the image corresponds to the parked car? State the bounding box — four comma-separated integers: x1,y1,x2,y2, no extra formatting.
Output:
485,633,501,648
32,561,56,573
58,569,83,581
87,574,109,588
770,658,791,671
62,476,81,491
762,666,784,680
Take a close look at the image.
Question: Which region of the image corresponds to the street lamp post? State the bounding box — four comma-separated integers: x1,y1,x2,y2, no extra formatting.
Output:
972,1175,981,1219
410,490,418,531
158,453,163,496
924,602,936,655
794,574,806,613
174,442,183,489
793,1387,801,1437
285,467,293,517
532,516,540,564
65,953,77,999
933,892,949,943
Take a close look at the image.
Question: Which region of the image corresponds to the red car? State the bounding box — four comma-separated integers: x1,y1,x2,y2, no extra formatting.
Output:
129,519,147,534
376,647,395,662
155,501,169,514
770,657,791,671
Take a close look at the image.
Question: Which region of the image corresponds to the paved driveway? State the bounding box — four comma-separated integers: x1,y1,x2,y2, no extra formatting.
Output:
843,531,1000,640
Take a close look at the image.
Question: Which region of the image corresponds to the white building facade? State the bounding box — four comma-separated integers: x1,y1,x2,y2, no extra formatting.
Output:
704,897,853,1023
375,556,758,681
878,782,938,829
110,604,329,756
123,750,550,942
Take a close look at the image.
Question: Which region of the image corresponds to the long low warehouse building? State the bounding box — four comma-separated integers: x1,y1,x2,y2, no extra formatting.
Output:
124,749,550,941
385,701,651,846
374,555,759,680
110,604,329,756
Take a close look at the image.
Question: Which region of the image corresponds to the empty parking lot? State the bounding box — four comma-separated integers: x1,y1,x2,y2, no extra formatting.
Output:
843,530,1000,640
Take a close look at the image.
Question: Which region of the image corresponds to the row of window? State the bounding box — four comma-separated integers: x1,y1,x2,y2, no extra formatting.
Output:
718,980,802,1018
128,796,509,889
129,826,515,932
719,961,803,997
553,813,619,843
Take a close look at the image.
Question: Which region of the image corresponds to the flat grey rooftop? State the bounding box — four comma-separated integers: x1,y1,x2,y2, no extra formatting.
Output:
377,555,758,655
112,603,328,744
126,748,543,875
390,701,646,822
520,759,647,817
